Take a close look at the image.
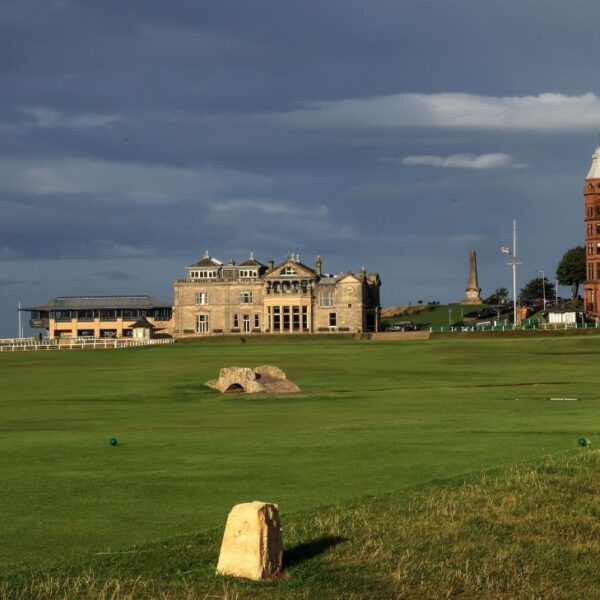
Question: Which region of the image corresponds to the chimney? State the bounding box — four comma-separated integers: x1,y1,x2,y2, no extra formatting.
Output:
268,260,274,271
315,255,322,276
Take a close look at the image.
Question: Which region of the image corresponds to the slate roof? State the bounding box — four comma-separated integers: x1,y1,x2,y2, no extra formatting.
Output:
239,257,265,267
22,295,171,311
187,256,221,268
128,316,157,329
317,275,339,285
547,303,578,313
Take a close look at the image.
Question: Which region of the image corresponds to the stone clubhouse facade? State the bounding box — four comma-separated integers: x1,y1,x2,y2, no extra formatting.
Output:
21,252,381,338
173,252,381,335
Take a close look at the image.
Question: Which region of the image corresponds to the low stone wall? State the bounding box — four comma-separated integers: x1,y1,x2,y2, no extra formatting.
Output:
372,331,431,341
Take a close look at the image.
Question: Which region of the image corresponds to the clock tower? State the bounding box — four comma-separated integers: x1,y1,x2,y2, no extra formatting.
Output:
583,146,600,316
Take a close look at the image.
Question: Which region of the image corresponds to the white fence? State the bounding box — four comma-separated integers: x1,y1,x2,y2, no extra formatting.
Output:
0,337,175,352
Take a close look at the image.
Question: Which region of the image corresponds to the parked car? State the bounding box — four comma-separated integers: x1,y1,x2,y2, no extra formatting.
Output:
388,321,418,332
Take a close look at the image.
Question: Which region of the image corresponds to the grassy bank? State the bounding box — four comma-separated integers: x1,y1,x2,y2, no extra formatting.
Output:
2,450,599,599
382,303,486,328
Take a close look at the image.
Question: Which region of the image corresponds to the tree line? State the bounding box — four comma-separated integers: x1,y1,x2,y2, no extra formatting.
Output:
484,246,585,305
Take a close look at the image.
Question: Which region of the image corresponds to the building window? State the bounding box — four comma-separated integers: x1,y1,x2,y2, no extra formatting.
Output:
196,314,209,333
282,266,298,275
302,306,308,330
596,263,600,280
190,270,218,279
273,306,280,330
195,292,208,305
243,314,250,333
292,305,300,330
240,269,257,278
232,314,239,328
240,291,253,304
155,308,172,321
319,291,334,307
254,313,260,329
329,312,337,327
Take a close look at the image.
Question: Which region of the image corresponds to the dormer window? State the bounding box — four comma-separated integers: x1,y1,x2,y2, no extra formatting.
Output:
239,269,258,278
189,270,218,279
282,266,298,276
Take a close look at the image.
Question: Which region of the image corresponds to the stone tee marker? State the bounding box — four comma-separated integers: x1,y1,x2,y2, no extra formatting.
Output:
216,501,283,580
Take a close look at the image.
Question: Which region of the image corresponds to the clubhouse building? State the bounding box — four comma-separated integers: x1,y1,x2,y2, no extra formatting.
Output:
173,252,381,335
23,295,173,339
21,252,381,338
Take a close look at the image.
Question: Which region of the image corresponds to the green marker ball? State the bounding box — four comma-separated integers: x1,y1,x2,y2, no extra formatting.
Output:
109,437,118,446
578,437,590,447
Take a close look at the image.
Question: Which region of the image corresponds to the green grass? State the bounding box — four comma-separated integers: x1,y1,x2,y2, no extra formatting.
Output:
2,451,599,599
1,333,600,595
382,303,486,327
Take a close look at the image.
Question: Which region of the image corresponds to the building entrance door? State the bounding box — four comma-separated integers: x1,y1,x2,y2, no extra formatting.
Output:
243,314,250,333
196,314,209,333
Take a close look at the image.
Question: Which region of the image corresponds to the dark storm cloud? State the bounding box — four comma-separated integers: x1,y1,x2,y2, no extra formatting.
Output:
1,0,598,334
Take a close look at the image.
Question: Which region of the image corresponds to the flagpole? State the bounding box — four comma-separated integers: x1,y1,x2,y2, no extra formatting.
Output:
512,220,517,327
501,220,521,327
18,301,22,339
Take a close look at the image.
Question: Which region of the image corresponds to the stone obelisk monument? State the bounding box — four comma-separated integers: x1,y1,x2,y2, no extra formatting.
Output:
462,250,483,304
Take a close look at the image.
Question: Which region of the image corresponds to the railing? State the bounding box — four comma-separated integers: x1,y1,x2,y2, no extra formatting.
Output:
0,337,35,346
427,320,599,333
0,338,176,352
265,290,310,296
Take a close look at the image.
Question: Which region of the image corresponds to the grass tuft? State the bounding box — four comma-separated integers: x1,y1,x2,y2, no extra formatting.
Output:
2,451,599,599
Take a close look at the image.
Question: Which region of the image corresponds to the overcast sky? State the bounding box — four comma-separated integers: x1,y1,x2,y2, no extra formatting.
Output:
1,0,598,336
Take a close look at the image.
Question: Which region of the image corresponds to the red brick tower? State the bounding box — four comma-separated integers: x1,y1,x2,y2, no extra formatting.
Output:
584,146,600,316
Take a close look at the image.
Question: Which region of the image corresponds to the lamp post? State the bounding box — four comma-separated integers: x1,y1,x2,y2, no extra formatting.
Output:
536,269,546,311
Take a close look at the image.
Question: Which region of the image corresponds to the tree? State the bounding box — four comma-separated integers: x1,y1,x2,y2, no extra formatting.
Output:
483,287,509,304
519,277,556,303
556,246,585,301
